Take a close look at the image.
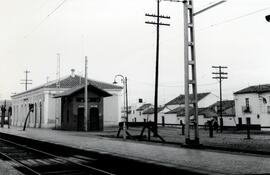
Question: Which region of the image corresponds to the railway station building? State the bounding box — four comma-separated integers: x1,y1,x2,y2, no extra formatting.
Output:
11,70,123,129
54,84,111,131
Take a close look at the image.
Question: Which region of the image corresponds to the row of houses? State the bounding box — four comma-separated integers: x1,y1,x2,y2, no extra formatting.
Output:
125,85,270,130
7,68,270,131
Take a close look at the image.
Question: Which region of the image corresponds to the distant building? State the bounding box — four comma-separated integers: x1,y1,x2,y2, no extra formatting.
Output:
135,103,153,122
176,107,218,126
142,106,163,122
209,100,236,127
0,100,12,124
160,92,219,125
11,70,122,129
234,84,270,129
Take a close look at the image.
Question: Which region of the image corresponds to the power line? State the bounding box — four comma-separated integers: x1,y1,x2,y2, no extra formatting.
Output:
198,5,270,31
128,79,218,88
24,0,68,38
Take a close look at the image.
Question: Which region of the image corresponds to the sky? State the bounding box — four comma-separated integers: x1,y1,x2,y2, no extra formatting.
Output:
1,0,270,105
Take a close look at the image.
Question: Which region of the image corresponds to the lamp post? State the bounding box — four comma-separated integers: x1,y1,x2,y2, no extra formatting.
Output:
266,15,270,22
113,74,128,140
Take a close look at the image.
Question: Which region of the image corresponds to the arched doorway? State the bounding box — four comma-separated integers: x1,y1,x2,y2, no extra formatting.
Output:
89,107,99,131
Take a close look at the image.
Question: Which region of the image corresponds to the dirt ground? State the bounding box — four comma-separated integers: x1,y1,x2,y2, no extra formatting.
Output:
100,126,270,153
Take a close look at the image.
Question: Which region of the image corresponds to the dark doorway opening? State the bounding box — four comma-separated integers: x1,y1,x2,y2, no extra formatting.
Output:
77,107,84,131
238,118,242,126
89,107,99,131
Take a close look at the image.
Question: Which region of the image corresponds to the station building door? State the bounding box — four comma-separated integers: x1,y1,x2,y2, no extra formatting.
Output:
77,107,84,131
89,107,99,131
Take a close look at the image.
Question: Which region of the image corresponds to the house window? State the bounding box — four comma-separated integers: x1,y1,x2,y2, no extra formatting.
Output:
267,106,270,114
245,98,249,108
243,98,251,113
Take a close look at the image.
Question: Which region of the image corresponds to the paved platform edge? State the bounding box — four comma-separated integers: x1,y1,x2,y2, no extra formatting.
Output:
0,130,227,175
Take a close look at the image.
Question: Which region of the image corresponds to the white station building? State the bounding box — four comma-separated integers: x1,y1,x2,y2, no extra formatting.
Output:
11,70,123,129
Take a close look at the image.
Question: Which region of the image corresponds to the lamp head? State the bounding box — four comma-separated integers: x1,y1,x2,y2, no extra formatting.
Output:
266,15,270,22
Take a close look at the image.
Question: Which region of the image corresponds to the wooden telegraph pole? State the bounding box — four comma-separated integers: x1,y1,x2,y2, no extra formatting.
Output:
145,0,170,136
84,56,88,132
20,70,32,91
212,66,228,133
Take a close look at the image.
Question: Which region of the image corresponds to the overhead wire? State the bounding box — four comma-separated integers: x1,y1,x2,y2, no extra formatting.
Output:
198,4,270,31
24,0,68,39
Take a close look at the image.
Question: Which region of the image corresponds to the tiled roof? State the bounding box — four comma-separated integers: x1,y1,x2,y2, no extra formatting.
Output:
54,84,111,98
210,100,235,111
234,84,270,95
136,103,152,111
165,92,210,106
177,107,218,118
142,107,163,115
12,75,122,97
165,106,186,114
46,75,122,90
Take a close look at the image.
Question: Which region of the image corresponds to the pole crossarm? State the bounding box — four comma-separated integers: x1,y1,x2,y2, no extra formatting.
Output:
212,66,228,68
212,77,228,79
145,21,170,26
145,13,170,19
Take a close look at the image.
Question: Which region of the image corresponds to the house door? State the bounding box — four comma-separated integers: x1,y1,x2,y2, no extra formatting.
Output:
162,116,165,126
77,107,84,131
89,107,99,131
238,118,242,126
34,103,37,128
39,102,42,128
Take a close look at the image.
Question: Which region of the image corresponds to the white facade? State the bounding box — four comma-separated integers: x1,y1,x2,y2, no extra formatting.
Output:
234,92,270,127
160,93,219,125
103,89,122,126
11,88,65,128
11,76,123,129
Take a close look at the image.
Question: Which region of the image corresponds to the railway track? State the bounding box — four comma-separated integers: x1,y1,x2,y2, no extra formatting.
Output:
0,132,205,175
0,138,115,175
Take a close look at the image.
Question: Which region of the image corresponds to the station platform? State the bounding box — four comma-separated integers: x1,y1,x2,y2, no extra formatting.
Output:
0,126,270,175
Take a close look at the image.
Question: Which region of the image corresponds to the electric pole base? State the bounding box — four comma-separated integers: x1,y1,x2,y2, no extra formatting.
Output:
184,138,202,148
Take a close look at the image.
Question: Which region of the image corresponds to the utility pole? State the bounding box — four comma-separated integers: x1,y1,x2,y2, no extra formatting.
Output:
125,77,129,123
212,66,228,133
84,56,88,132
20,70,32,91
145,0,170,136
55,53,61,129
56,53,61,88
183,0,199,145
182,0,226,145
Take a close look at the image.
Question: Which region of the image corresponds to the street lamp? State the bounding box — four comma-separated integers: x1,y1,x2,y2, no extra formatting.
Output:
266,15,270,22
113,74,128,140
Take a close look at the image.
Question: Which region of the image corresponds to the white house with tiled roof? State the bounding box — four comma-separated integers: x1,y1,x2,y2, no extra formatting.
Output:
234,84,270,129
159,92,219,125
11,70,123,129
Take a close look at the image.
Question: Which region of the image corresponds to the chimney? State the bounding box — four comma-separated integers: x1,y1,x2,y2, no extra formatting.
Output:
71,69,75,78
